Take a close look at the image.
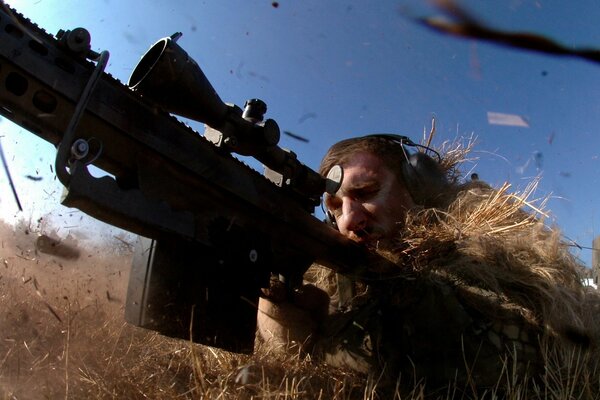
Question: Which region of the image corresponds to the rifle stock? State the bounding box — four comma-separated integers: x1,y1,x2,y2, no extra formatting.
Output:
0,6,403,352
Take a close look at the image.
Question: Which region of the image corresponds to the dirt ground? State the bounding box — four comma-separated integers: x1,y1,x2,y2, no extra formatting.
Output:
0,220,138,399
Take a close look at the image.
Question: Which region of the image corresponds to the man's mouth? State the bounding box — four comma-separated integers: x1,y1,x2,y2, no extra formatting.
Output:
352,222,397,250
353,228,382,247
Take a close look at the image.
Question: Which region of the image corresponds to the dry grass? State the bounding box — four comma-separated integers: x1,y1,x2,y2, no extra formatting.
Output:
2,220,600,400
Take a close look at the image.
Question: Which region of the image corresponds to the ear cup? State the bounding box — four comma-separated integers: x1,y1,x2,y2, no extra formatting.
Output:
401,152,450,207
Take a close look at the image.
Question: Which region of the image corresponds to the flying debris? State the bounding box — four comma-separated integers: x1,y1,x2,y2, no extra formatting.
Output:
0,137,22,211
417,0,600,66
487,111,529,127
533,151,543,170
35,234,81,260
516,151,544,174
283,130,310,143
298,112,317,124
25,174,43,181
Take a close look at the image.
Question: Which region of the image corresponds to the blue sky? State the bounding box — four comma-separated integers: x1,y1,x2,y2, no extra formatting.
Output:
1,0,599,265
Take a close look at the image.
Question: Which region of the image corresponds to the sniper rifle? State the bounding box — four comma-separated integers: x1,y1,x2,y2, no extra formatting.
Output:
0,5,402,353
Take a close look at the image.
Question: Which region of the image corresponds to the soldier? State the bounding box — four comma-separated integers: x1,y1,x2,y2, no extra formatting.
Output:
257,135,593,394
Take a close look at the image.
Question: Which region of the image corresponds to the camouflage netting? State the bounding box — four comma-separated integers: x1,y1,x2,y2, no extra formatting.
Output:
393,139,597,343
392,181,590,340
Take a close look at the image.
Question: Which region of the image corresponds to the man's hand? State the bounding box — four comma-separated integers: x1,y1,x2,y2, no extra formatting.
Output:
257,284,329,353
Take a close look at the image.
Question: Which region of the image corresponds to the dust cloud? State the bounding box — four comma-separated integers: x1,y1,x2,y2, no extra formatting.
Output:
0,219,139,398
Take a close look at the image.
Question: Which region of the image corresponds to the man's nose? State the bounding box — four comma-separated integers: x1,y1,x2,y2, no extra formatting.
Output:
337,198,367,236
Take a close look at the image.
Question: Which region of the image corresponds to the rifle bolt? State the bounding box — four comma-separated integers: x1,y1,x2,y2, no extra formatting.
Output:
223,136,238,147
70,139,89,160
249,249,258,263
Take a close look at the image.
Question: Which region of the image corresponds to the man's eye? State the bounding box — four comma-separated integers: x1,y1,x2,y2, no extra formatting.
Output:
330,207,342,219
355,188,378,200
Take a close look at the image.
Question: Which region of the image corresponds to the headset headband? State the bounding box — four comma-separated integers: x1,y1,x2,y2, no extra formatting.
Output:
361,133,442,162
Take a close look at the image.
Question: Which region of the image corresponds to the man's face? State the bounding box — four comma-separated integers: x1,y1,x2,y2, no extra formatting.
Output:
324,151,415,249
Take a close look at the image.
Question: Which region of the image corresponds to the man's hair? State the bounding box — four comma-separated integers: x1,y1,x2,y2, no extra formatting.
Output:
318,136,408,184
319,136,458,208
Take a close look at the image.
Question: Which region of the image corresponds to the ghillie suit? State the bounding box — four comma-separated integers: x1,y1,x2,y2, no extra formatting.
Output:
310,179,600,396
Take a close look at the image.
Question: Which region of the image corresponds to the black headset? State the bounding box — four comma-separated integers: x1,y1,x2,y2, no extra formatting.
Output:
323,134,450,229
